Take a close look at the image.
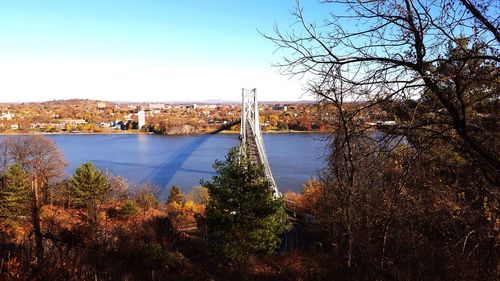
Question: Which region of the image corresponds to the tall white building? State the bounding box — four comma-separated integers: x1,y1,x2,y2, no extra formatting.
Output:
138,109,145,129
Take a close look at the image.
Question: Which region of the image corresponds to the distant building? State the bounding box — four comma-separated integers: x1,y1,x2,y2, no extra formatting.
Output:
272,105,288,111
149,103,165,110
125,113,134,121
186,104,198,109
0,111,14,120
138,109,145,129
97,102,107,109
114,120,125,130
60,119,87,125
30,123,65,130
10,124,19,130
96,122,111,128
201,104,217,109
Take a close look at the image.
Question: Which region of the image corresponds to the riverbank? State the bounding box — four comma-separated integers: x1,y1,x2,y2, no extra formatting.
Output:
0,129,327,136
0,130,146,135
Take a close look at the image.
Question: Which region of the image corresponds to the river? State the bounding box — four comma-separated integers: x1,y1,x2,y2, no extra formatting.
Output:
1,133,329,197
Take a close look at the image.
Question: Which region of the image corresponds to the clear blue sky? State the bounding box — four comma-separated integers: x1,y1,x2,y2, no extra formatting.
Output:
0,0,327,102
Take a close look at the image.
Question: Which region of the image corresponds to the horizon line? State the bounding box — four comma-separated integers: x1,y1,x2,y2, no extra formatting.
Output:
0,98,317,104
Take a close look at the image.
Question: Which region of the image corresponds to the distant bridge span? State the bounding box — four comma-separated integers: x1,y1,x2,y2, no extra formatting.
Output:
239,88,280,198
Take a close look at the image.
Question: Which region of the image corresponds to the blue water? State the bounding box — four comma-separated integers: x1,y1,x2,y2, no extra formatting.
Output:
1,134,329,196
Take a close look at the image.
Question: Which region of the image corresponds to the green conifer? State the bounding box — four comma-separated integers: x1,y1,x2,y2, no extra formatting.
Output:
0,164,31,219
70,162,109,223
166,185,183,204
202,147,290,258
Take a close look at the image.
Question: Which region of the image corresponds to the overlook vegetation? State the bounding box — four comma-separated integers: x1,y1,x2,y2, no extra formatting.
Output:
0,136,294,280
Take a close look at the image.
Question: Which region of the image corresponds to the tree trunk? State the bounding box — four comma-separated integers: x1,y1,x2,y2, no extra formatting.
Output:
31,180,44,263
345,201,353,269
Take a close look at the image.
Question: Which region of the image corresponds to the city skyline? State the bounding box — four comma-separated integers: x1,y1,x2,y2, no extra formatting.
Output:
0,1,328,103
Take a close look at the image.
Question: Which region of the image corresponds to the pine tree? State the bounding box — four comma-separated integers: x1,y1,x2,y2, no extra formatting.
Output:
166,185,183,204
70,162,109,224
0,164,30,219
202,147,290,258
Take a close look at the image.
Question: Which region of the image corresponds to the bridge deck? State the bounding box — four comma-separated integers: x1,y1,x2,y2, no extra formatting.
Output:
242,121,280,197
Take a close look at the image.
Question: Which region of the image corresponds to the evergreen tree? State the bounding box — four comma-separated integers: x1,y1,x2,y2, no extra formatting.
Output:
70,162,109,224
166,185,183,204
202,147,290,258
0,164,30,219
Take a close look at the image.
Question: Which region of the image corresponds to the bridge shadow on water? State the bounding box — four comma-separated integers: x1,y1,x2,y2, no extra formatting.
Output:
89,122,240,198
142,120,240,198
142,135,213,195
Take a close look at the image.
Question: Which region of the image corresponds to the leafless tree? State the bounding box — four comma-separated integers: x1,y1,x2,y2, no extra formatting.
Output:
2,135,66,263
103,173,129,203
265,0,499,175
267,0,499,279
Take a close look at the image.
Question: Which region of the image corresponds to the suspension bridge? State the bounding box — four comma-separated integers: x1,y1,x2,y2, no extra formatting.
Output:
239,88,281,198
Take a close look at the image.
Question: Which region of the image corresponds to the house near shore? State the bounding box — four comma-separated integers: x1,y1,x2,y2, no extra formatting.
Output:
60,119,88,125
272,105,288,111
0,111,14,120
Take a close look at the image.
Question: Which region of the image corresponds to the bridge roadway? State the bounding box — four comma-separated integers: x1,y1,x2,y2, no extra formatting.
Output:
244,123,259,162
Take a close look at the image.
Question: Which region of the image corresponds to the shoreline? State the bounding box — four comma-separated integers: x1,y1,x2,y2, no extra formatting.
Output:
0,129,327,136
